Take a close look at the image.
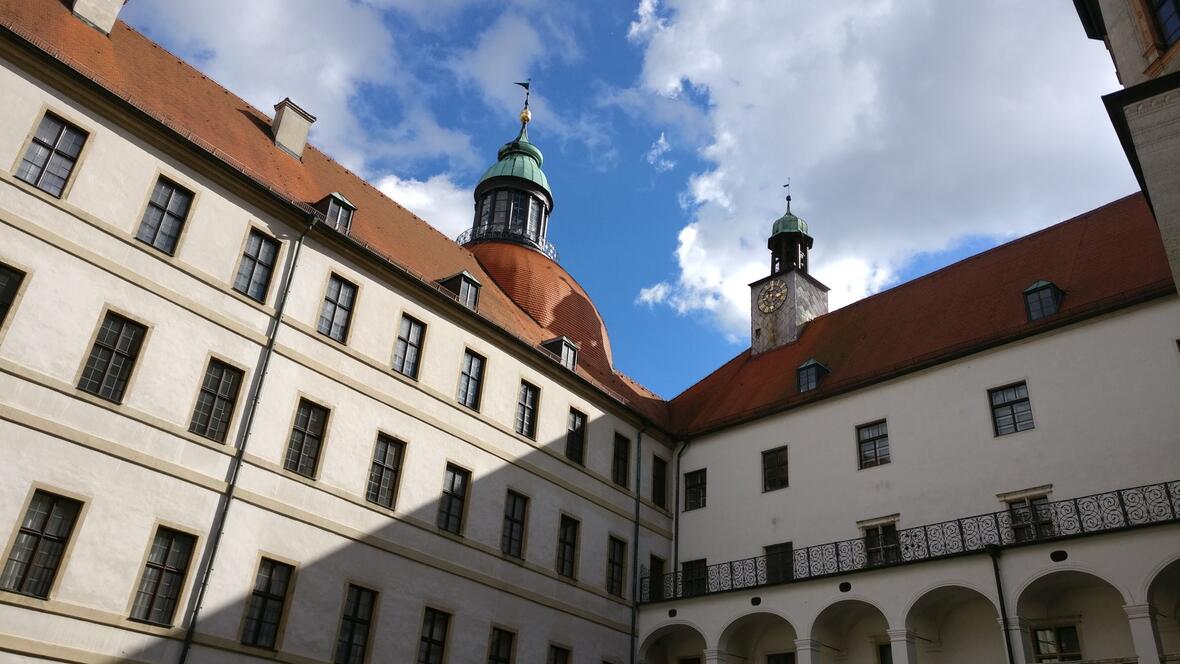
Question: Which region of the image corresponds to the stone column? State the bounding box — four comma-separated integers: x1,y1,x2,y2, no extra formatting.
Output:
1124,603,1163,664
1000,616,1033,664
793,639,821,664
886,629,918,664
702,648,727,664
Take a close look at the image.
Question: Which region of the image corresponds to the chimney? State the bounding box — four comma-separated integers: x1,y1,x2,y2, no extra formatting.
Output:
71,0,127,35
271,98,316,160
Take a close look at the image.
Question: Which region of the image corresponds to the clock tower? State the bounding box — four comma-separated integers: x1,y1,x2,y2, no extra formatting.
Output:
750,196,829,355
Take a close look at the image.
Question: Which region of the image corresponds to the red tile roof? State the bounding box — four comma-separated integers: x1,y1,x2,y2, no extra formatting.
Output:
2,2,1172,437
669,193,1175,434
0,0,668,424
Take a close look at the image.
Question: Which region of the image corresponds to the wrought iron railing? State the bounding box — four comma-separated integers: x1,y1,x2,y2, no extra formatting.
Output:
640,479,1180,603
456,227,559,261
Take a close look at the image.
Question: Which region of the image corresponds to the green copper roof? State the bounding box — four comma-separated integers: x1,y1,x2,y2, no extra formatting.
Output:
478,123,552,199
771,210,808,237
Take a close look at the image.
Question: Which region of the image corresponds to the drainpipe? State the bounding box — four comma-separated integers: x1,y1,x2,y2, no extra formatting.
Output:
989,545,1017,664
178,211,319,664
629,421,647,664
672,438,690,573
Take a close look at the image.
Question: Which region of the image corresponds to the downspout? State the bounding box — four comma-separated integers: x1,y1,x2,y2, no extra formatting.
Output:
629,421,647,664
178,212,319,664
672,438,690,573
989,545,1017,664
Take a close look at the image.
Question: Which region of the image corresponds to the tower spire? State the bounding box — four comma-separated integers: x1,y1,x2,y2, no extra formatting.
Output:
784,178,792,213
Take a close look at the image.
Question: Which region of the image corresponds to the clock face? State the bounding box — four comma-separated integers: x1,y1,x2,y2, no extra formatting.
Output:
758,279,787,313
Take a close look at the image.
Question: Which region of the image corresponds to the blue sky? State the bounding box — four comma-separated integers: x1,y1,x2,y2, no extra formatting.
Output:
124,0,1137,399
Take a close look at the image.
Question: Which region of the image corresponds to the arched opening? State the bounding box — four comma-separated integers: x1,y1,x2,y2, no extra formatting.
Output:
905,585,1003,664
1017,570,1134,662
639,623,707,664
810,599,890,664
1148,557,1180,657
719,611,798,662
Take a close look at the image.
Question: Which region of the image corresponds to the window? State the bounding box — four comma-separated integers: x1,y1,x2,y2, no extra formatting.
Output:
130,527,195,625
136,178,193,255
611,433,630,488
457,350,485,410
334,584,376,664
437,464,470,535
682,558,707,597
393,314,426,379
501,490,528,559
684,469,706,511
417,608,450,664
797,359,827,393
325,195,355,234
241,558,293,649
234,230,279,302
767,655,796,664
606,536,626,597
857,420,890,469
877,643,893,664
16,113,87,197
565,409,586,465
765,541,793,584
556,515,579,578
285,399,329,478
1024,281,1063,322
990,382,1034,436
188,359,244,443
1153,0,1180,47
762,445,789,491
514,381,540,438
542,336,578,370
318,274,357,343
1033,625,1081,662
488,628,514,664
651,456,668,509
1009,495,1054,543
365,434,405,509
864,523,900,566
0,490,82,598
77,311,147,403
648,555,666,601
440,272,481,310
548,646,571,664
0,263,26,326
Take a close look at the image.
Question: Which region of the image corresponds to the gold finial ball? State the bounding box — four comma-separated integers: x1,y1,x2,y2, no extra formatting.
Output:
520,106,532,124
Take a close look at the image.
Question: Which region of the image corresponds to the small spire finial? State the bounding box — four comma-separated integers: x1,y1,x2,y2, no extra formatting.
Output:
514,79,532,125
783,178,792,213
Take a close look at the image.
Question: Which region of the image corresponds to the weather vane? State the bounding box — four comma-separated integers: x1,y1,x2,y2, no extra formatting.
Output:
783,178,792,213
514,79,532,125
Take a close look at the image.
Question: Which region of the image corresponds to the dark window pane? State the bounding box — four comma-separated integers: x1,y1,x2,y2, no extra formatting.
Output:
684,469,706,511
17,113,87,197
765,542,793,584
285,399,328,478
437,464,470,535
317,274,358,343
233,230,279,302
682,558,706,596
457,350,485,410
488,628,514,664
241,558,293,649
651,456,668,508
1154,0,1180,46
500,490,528,559
556,515,579,578
606,536,626,597
130,527,195,625
189,359,244,443
365,434,405,509
514,381,539,438
762,445,789,491
548,646,571,664
565,409,586,465
0,263,26,326
0,490,82,598
417,608,450,664
990,382,1035,436
136,178,193,255
857,421,890,469
77,312,147,403
864,523,900,566
334,584,376,664
612,434,630,488
393,315,426,379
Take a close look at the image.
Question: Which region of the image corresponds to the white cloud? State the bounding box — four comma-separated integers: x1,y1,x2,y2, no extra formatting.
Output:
636,282,671,306
375,173,473,239
646,132,676,172
627,0,1136,339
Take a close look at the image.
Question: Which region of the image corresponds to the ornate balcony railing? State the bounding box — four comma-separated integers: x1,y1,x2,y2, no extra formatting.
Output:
456,227,559,262
640,479,1180,604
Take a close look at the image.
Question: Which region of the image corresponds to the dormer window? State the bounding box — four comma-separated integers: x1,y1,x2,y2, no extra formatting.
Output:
542,336,579,371
439,271,481,311
316,192,355,234
1024,280,1063,322
797,359,828,393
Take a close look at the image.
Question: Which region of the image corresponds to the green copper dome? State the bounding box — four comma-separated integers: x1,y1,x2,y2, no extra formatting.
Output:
477,123,552,201
771,210,808,237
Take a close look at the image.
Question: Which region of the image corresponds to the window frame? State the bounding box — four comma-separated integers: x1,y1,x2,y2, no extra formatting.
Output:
75,308,149,404
547,645,572,664
989,381,1035,436
1008,494,1055,543
1024,281,1064,321
284,397,330,479
681,558,707,597
0,261,29,336
765,541,794,585
606,536,627,597
135,175,195,256
684,469,707,511
514,380,540,439
239,556,296,651
437,463,471,536
317,273,359,344
14,110,89,198
325,195,356,234
0,487,85,599
761,445,790,492
416,606,451,664
856,420,891,470
128,524,198,626
393,313,427,380
611,433,631,488
487,626,516,664
233,227,281,304
1150,0,1180,48
555,514,580,579
365,433,406,510
333,583,378,664
565,408,587,465
456,349,486,411
187,355,246,444
500,489,529,560
863,522,901,567
651,455,668,509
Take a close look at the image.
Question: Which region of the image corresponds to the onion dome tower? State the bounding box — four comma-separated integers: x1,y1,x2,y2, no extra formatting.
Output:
459,92,615,369
768,193,813,275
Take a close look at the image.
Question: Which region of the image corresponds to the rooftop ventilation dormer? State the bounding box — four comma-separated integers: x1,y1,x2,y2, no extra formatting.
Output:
71,0,126,35
272,98,316,160
1024,280,1064,321
439,271,481,311
541,336,579,371
315,192,355,234
797,358,828,393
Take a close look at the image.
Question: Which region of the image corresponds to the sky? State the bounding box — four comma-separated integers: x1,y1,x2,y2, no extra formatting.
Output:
123,0,1138,399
